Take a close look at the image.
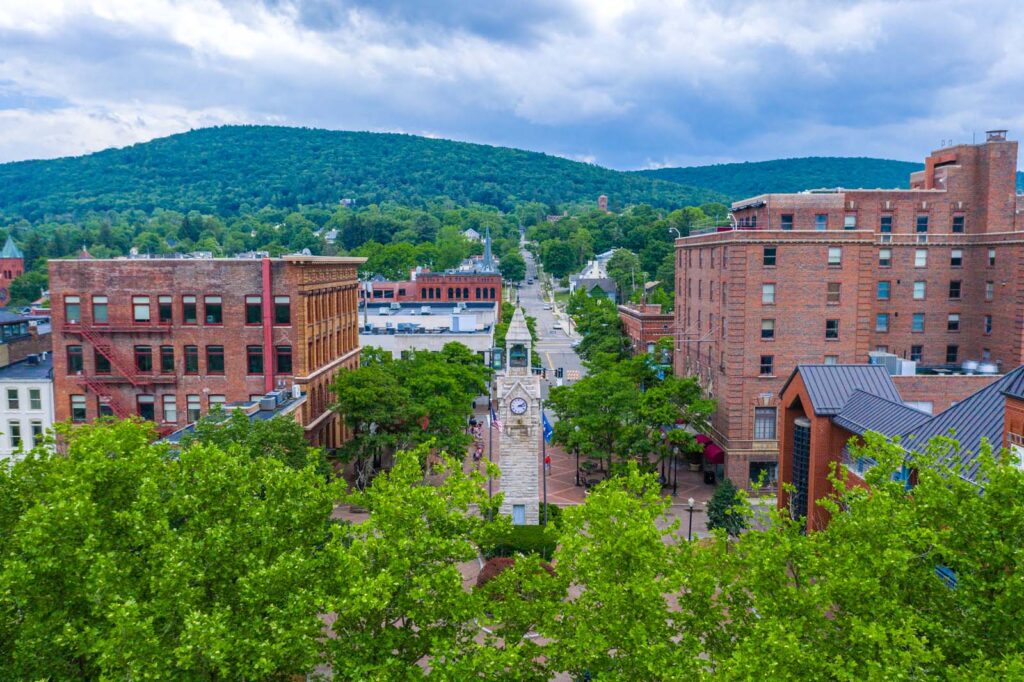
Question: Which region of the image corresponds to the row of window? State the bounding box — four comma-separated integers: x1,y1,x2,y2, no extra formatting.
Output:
4,420,46,451
64,295,292,326
3,388,44,411
69,393,230,423
758,246,997,268
760,313,989,340
759,319,841,340
419,287,497,300
760,279,996,306
771,212,966,233
756,345,969,382
67,344,293,376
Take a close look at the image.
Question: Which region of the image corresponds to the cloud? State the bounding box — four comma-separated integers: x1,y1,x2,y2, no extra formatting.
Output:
0,0,1021,170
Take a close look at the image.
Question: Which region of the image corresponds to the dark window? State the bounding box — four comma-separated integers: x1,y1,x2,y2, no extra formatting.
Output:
275,345,293,374
94,350,111,375
490,287,496,298
815,214,828,231
158,296,173,324
67,345,84,374
946,345,959,363
825,319,839,339
160,346,174,373
70,395,87,422
950,250,963,267
137,395,155,421
952,215,965,233
274,296,291,325
206,346,225,374
759,355,774,376
763,247,777,267
183,296,197,325
989,249,996,266
247,345,264,374
184,345,199,374
876,313,889,333
877,281,890,300
134,346,153,373
949,280,961,300
204,296,223,325
187,395,201,423
912,313,925,332
910,345,923,362
475,287,481,298
245,296,262,325
916,215,929,233
760,319,775,340
984,315,993,335
780,214,793,230
880,215,893,233
947,314,960,332
92,296,108,325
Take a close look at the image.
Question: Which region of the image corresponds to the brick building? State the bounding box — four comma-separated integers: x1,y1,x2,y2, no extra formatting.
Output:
618,303,673,354
49,255,364,448
675,130,1024,487
0,236,25,307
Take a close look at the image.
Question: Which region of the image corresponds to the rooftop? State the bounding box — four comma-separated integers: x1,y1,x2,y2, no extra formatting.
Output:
0,354,53,381
162,392,306,444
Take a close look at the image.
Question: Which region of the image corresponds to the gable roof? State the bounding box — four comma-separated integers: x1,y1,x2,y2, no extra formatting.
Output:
782,364,901,416
0,236,23,260
832,389,931,437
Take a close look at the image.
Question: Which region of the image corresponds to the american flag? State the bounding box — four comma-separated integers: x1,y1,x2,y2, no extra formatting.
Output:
489,406,503,433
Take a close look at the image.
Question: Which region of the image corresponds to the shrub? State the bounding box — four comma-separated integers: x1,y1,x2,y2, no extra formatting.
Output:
483,524,557,561
539,502,562,528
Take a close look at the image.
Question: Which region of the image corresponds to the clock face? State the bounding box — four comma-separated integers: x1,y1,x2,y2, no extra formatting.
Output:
509,397,529,415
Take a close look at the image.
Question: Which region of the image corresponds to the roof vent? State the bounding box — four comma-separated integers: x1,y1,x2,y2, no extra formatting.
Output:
986,130,1008,142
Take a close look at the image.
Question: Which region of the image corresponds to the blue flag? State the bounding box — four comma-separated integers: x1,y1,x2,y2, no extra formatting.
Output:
542,411,554,443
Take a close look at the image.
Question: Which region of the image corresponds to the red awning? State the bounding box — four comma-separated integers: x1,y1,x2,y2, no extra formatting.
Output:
703,443,725,464
695,434,712,445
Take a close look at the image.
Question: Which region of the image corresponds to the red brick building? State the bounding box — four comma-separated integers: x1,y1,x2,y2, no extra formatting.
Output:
675,130,1024,487
0,236,25,308
49,255,364,448
359,269,502,312
618,303,673,354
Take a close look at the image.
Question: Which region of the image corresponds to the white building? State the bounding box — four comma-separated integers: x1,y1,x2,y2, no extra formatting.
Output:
0,353,55,461
359,302,497,360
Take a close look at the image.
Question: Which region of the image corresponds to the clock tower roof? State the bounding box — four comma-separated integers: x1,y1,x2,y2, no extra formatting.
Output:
505,306,531,347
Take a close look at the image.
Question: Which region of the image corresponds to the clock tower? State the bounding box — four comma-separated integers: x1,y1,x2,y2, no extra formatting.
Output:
495,305,541,525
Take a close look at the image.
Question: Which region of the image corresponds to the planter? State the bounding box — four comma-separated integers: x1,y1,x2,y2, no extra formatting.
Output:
688,462,702,472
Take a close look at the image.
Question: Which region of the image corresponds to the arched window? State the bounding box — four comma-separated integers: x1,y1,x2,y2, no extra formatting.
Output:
490,287,495,299
463,287,469,299
448,287,454,299
475,287,481,299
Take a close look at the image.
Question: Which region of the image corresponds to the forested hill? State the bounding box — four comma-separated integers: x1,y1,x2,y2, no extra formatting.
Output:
0,126,723,221
637,157,927,200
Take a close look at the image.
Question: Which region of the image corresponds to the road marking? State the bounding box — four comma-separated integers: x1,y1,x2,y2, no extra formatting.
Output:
545,351,554,369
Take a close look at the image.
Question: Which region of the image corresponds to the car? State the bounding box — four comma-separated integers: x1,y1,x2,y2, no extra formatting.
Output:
527,278,534,284
542,304,551,310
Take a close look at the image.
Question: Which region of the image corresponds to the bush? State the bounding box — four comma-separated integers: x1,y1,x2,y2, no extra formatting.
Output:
483,524,557,561
539,502,562,528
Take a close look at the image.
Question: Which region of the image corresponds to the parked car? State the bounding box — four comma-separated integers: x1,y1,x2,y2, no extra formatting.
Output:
542,304,551,310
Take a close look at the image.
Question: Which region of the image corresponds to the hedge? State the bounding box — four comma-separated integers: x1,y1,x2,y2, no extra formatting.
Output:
483,524,557,561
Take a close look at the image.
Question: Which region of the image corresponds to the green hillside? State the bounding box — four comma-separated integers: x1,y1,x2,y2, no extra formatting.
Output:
0,126,722,221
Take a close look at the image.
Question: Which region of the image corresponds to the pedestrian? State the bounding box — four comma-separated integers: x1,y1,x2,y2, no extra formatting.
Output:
544,454,551,472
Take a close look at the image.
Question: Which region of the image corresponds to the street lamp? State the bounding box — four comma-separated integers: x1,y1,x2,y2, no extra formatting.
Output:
668,227,681,239
574,424,581,487
687,497,695,541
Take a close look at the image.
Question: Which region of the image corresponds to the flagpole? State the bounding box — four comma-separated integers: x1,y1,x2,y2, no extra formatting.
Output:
487,388,493,503
541,399,548,527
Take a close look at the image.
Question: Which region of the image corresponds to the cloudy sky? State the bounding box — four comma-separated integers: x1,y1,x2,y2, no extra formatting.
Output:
1,0,1022,170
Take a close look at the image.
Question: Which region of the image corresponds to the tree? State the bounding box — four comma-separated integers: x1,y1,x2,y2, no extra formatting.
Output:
499,251,526,283
705,477,747,537
539,239,577,278
607,248,643,301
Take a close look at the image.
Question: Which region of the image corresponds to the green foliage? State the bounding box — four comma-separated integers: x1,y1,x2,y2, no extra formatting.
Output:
483,524,558,561
498,250,526,283
606,247,642,300
566,288,630,362
705,477,747,537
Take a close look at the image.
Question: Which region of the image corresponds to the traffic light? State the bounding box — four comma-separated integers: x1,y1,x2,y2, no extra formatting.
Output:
555,367,564,378
542,368,548,379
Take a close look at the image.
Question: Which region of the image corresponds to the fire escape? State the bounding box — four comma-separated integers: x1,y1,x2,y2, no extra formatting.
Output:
63,319,177,434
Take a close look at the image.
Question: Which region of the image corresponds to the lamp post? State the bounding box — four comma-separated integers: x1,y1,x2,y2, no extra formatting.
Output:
668,227,681,239
687,497,695,541
574,424,581,487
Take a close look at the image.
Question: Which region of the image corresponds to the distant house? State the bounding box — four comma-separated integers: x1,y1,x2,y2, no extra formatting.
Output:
463,228,482,242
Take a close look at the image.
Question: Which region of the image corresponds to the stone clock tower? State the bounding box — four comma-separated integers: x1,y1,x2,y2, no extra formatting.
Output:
495,306,541,525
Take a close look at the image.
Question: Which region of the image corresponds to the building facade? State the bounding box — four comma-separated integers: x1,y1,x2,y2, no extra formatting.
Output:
675,131,1024,487
618,303,673,354
49,255,364,448
0,354,54,461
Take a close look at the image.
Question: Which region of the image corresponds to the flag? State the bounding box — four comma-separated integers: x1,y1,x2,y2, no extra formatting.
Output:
490,406,503,433
542,411,554,443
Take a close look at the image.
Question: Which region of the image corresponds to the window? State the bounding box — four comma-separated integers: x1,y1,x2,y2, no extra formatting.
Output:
184,345,199,374
245,296,262,325
160,346,174,374
915,250,928,268
94,351,111,375
952,215,965,233
247,345,264,374
989,249,996,266
70,395,87,422
204,296,223,325
916,214,929,233
761,283,775,305
827,282,841,304
92,296,108,324
162,395,177,423
759,355,774,376
182,296,197,324
760,319,775,340
763,247,776,266
780,214,793,230
206,345,225,374
879,248,892,267
209,395,226,410
912,313,925,332
951,249,963,267
67,345,83,374
947,313,960,332
949,280,961,300
880,214,893,233
8,422,21,450
815,214,828,231
65,296,81,324
158,296,173,324
844,214,857,230
946,345,959,363
875,313,889,332
29,389,41,410
30,421,43,447
825,319,839,340
137,395,155,421
910,345,923,362
132,296,151,323
913,281,926,300
187,395,201,423
274,296,291,325
984,315,993,335
6,389,18,410
824,355,838,365
134,346,153,373
828,247,842,266
986,281,994,300
275,345,293,374
876,281,890,300
754,407,777,440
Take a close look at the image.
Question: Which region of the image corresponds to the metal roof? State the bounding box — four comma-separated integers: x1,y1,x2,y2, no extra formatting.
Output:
832,389,930,437
0,236,23,260
782,364,902,416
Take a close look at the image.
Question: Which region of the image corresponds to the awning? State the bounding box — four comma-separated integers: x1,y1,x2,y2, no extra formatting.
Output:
695,434,712,445
703,443,725,464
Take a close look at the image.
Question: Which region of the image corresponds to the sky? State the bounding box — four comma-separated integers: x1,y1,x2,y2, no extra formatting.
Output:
1,0,1022,170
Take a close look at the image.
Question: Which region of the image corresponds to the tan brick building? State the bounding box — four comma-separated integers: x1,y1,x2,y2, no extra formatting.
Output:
49,255,364,448
675,130,1024,487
